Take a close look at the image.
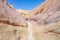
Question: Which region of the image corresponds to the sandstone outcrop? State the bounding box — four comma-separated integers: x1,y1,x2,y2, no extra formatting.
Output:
0,0,27,27
27,0,60,40
16,9,30,14
0,0,28,40
0,0,60,40
16,10,30,19
28,0,60,25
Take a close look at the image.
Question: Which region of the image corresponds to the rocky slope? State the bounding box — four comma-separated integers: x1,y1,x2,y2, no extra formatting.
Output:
27,0,60,40
0,0,60,40
27,0,60,25
0,0,28,40
16,10,30,19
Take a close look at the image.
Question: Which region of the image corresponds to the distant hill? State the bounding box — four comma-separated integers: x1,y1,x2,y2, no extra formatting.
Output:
16,9,30,14
16,9,31,19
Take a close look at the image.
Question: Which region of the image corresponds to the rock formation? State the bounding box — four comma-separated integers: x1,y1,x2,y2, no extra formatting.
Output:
0,0,28,40
27,0,60,25
16,9,30,14
0,0,27,27
16,9,30,19
0,0,60,40
27,0,60,40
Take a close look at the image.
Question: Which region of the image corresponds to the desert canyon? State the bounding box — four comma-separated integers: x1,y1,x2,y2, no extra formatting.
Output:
0,0,60,40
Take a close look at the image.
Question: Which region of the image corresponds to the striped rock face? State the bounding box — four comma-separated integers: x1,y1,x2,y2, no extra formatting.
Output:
0,0,60,40
0,0,28,40
28,0,60,25
27,0,60,40
0,0,27,27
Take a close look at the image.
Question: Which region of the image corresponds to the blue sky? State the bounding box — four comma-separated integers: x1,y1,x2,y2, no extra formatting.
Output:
7,0,45,10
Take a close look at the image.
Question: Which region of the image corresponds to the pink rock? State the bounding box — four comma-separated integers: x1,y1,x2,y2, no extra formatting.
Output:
0,0,27,27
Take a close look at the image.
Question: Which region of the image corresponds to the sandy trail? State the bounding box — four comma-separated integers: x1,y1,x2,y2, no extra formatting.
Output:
27,21,34,40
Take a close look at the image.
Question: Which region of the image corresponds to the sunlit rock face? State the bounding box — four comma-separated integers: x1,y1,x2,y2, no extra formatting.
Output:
27,0,60,40
28,0,60,25
0,0,28,40
32,21,60,40
16,10,30,14
0,0,60,40
0,0,27,27
16,10,30,19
